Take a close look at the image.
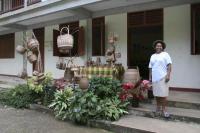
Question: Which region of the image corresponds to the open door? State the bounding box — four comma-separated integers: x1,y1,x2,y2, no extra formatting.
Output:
33,27,45,72
128,9,163,79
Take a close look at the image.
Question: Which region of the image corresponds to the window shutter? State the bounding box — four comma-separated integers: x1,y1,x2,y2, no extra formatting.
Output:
145,9,163,25
0,33,15,58
92,17,105,56
128,12,145,27
53,29,62,56
78,26,85,56
128,9,163,27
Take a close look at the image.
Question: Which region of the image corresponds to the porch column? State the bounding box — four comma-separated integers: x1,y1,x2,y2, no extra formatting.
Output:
22,31,28,77
24,0,27,7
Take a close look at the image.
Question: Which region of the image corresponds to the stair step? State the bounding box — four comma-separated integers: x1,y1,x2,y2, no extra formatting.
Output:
143,91,200,110
129,103,200,124
89,115,200,133
143,99,200,110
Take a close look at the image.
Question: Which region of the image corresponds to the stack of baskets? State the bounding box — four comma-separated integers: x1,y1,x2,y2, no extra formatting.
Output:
16,31,44,83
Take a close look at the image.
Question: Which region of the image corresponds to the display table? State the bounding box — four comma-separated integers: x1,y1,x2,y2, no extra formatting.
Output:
78,64,124,80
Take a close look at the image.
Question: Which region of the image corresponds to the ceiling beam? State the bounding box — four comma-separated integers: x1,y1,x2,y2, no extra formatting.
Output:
92,0,200,18
68,7,92,18
3,24,28,30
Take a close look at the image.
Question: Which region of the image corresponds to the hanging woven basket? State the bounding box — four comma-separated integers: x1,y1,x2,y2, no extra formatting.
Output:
57,26,74,54
27,38,39,52
27,51,37,63
16,45,26,54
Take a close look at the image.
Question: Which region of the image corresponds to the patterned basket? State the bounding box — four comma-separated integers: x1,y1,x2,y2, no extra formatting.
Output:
57,26,73,54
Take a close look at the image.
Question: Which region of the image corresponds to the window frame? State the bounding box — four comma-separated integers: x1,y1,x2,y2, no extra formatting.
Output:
191,3,200,55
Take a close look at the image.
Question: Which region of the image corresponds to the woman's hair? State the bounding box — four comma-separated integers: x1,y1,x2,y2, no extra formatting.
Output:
153,40,166,50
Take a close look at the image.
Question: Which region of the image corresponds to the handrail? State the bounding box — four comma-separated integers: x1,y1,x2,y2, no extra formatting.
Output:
0,0,41,15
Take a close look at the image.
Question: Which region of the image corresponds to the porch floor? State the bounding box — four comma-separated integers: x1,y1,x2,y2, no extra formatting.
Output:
168,90,200,104
0,75,26,90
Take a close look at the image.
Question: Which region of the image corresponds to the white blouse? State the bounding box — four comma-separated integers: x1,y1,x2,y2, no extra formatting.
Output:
149,52,172,82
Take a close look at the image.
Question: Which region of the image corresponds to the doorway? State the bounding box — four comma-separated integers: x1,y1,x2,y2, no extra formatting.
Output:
127,9,163,79
33,27,45,72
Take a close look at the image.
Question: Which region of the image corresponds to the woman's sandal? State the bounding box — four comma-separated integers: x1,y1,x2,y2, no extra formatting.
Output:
163,111,170,118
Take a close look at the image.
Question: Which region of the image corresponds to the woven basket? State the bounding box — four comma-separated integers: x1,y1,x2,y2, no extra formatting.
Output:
16,45,26,54
57,26,73,53
27,38,39,51
27,51,37,63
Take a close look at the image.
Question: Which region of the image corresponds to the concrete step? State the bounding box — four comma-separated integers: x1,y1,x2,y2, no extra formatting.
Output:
89,115,200,133
29,103,200,133
129,103,200,124
144,91,200,110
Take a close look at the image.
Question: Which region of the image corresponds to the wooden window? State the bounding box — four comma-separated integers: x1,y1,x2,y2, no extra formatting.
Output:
92,17,105,56
191,3,200,55
53,21,85,57
0,33,15,58
128,9,163,27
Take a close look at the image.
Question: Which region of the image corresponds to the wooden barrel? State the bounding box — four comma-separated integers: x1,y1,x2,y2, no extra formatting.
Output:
123,67,140,83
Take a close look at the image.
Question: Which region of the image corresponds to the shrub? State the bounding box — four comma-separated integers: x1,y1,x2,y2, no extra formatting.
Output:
0,84,40,108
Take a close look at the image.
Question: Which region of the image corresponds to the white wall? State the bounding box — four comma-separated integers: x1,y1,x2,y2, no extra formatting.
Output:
105,13,127,69
164,5,200,89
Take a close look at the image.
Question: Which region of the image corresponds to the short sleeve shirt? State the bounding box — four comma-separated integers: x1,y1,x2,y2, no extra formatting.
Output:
149,52,172,82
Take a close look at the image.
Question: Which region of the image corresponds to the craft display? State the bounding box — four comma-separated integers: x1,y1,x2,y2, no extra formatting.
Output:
16,31,44,83
27,38,39,52
56,58,66,70
16,45,27,54
27,51,37,63
123,66,140,84
106,32,121,66
57,26,73,54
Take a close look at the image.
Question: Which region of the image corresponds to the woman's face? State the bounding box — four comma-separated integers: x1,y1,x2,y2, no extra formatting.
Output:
155,43,163,53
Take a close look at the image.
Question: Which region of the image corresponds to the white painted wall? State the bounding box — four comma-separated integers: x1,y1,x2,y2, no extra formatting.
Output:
164,4,200,89
105,13,127,69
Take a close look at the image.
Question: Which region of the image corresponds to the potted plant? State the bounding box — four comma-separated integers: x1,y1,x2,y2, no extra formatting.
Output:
120,80,151,107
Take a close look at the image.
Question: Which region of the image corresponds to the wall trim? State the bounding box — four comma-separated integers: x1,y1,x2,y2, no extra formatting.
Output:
170,87,200,92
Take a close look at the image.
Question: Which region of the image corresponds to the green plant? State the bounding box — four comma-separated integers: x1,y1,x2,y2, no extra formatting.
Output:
43,86,56,106
98,96,129,121
89,77,122,99
49,87,73,120
0,84,40,108
27,72,53,93
68,89,100,124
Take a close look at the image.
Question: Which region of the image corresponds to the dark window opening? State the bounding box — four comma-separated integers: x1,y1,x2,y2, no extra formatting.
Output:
92,17,105,56
191,3,200,55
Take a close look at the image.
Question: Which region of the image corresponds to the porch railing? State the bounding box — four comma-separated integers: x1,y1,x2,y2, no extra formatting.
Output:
0,0,41,14
27,0,41,6
0,0,24,14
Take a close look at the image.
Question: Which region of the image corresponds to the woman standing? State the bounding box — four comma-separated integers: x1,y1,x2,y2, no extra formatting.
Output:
149,40,172,118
